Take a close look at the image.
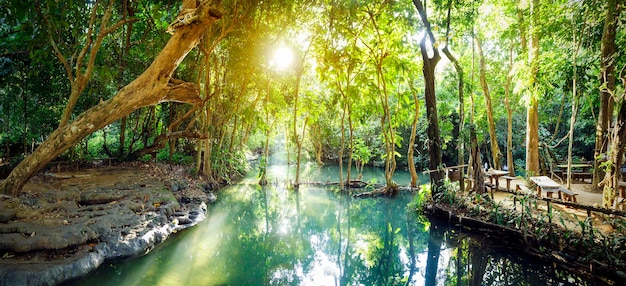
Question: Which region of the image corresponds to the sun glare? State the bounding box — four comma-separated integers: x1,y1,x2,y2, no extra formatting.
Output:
272,46,294,71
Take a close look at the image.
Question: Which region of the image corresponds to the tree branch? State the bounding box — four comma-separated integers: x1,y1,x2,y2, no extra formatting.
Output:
75,0,102,79
413,0,440,61
35,0,73,86
162,79,202,105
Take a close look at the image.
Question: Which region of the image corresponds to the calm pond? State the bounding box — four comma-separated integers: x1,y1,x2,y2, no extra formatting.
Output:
70,161,596,285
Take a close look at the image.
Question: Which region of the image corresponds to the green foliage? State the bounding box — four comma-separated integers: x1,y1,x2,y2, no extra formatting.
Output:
0,0,622,190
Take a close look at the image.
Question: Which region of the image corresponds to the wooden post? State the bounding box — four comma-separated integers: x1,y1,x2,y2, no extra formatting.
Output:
587,209,593,239
547,200,552,236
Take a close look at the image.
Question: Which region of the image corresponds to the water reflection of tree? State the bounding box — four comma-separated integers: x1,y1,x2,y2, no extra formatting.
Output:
230,184,594,285
342,195,428,285
212,184,593,285
425,224,444,286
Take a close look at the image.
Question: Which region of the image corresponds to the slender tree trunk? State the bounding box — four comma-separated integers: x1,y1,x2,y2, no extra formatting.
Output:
203,104,213,179
1,3,222,195
293,73,303,187
376,62,396,189
526,0,541,175
312,124,323,166
168,104,176,161
594,0,620,190
442,1,465,191
119,117,127,158
567,12,584,190
347,103,354,187
295,116,307,187
339,104,346,189
475,37,501,170
505,46,515,176
408,83,420,188
259,79,271,186
118,0,134,160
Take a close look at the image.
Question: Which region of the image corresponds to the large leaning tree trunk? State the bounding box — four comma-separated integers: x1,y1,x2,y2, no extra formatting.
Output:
593,0,620,190
413,0,443,193
1,2,223,195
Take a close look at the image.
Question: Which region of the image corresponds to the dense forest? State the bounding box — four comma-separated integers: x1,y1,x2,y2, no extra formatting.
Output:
0,0,624,205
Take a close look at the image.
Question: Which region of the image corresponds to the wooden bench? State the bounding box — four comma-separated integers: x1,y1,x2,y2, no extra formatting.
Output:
502,175,516,192
572,172,592,182
557,187,578,203
516,184,533,195
540,187,561,198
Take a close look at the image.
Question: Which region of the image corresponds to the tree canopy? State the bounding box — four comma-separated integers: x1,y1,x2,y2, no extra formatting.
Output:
0,0,624,205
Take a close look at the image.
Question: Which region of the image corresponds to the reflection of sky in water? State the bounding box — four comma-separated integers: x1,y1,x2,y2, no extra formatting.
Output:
72,161,594,286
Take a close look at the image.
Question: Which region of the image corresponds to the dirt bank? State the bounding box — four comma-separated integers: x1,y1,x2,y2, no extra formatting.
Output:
0,162,218,286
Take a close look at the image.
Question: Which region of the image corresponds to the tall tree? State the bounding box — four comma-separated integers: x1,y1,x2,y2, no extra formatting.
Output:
504,46,516,176
525,0,541,175
413,0,443,192
1,2,222,195
602,66,626,208
407,80,421,188
593,0,620,189
475,36,501,170
441,0,465,191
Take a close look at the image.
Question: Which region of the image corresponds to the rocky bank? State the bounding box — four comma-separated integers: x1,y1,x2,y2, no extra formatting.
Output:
0,162,218,286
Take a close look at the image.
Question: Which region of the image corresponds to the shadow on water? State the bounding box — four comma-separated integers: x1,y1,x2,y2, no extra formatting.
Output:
69,164,601,285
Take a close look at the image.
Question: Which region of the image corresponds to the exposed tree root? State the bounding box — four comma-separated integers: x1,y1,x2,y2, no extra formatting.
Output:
300,180,371,188
353,184,399,198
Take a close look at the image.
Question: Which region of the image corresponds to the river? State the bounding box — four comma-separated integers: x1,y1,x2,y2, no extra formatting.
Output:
70,161,594,285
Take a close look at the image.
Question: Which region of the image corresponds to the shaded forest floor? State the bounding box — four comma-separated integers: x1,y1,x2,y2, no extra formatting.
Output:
0,162,218,285
488,176,620,234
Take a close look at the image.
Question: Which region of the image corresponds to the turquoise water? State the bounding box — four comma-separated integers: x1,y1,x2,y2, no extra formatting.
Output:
70,162,595,285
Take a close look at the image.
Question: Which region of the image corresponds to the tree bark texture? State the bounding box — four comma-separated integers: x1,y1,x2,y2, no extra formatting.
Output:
602,67,626,208
1,3,222,195
525,0,541,175
413,0,443,192
408,83,420,188
470,126,485,194
475,37,501,170
593,0,620,189
505,46,515,176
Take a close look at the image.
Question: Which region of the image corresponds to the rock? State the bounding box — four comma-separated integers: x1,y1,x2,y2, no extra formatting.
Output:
206,192,217,203
177,217,193,225
0,165,215,286
0,209,16,223
170,179,189,193
179,196,202,204
201,181,219,192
